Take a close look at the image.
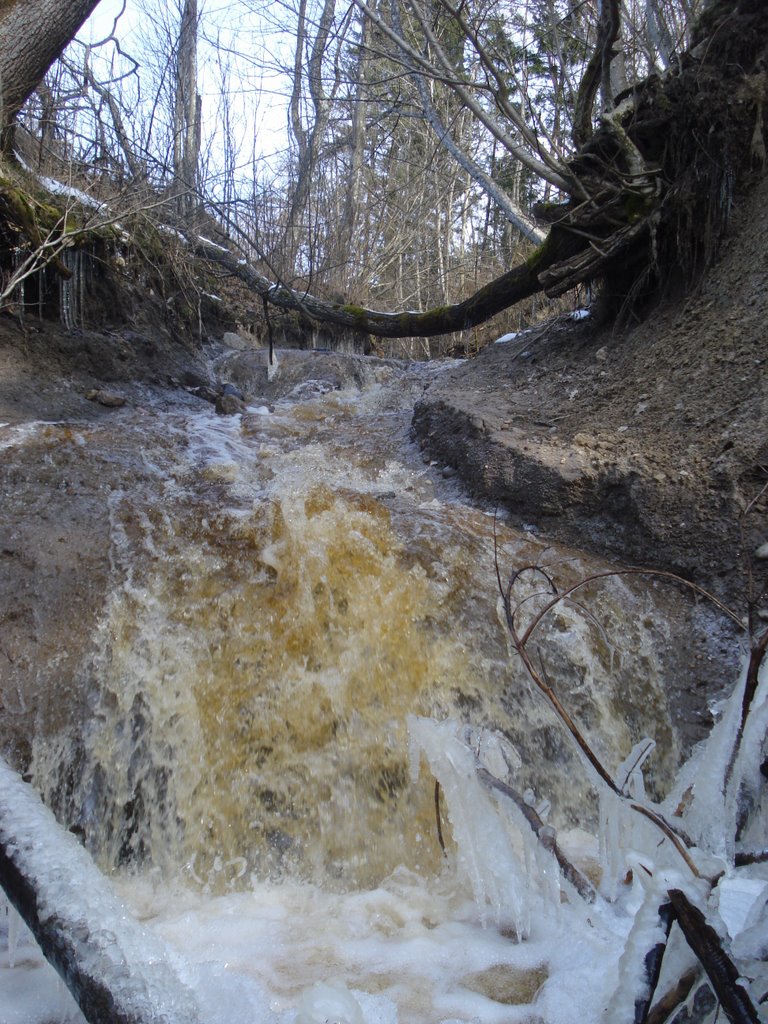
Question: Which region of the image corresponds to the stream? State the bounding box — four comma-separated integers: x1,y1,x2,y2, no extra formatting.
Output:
0,355,746,1023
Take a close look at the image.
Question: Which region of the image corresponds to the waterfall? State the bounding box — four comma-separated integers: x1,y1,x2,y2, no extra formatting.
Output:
1,365,762,1024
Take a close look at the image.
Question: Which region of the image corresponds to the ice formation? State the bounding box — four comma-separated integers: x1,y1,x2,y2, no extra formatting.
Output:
0,757,202,1024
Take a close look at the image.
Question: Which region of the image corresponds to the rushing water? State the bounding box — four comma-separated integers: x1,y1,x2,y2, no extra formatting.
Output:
21,364,680,886
3,356,748,1024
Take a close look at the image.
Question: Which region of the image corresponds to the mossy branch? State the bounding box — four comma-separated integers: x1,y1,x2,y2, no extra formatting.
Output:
191,227,585,339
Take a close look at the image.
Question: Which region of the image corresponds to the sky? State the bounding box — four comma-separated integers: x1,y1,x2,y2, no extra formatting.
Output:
79,0,294,179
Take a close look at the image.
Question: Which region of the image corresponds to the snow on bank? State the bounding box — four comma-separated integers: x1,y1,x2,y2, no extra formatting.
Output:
37,176,106,213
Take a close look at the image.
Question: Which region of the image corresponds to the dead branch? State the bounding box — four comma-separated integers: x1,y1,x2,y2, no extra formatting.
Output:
734,847,768,866
668,888,761,1024
496,560,721,879
633,900,675,1024
434,780,447,857
644,968,699,1024
476,767,597,902
508,566,743,653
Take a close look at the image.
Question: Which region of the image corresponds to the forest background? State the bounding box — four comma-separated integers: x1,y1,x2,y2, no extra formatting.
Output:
3,0,723,358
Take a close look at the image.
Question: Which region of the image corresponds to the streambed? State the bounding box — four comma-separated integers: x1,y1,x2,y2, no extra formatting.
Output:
0,354,748,1023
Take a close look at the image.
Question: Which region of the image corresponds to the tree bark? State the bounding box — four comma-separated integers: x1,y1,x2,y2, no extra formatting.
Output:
172,0,201,209
668,888,761,1024
0,0,102,148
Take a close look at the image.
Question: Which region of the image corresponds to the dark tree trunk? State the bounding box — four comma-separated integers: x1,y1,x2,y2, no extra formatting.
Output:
0,758,202,1024
0,0,101,148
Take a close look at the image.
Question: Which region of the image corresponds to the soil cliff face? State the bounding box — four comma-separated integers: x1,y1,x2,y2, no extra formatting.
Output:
413,175,768,610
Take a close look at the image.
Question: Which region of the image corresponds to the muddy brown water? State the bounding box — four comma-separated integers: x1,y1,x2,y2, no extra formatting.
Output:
0,364,737,889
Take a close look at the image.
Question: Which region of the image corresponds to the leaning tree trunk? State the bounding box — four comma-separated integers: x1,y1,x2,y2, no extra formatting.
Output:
0,0,102,150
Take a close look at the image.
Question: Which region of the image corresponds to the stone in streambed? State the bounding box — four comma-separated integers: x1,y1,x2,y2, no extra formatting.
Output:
85,389,126,408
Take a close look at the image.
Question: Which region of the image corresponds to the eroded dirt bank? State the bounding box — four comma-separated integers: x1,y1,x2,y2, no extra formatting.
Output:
413,177,768,611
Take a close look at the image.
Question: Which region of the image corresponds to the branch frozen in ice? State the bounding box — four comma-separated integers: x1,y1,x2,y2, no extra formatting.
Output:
0,758,203,1024
668,888,761,1024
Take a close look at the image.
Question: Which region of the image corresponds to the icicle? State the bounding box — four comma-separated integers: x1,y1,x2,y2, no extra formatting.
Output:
78,249,86,325
60,251,71,331
726,654,768,854
615,738,656,799
598,786,625,900
461,723,522,781
408,716,532,934
663,656,757,862
17,249,26,318
534,825,562,916
59,247,79,331
7,901,21,969
601,871,677,1024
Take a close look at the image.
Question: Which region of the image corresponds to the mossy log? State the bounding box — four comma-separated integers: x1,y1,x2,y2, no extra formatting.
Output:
193,226,584,338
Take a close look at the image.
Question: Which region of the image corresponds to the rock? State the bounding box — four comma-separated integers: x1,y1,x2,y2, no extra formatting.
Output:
85,389,126,408
221,382,245,400
222,331,252,351
595,346,608,362
191,385,219,404
178,370,218,404
755,542,768,560
215,393,246,416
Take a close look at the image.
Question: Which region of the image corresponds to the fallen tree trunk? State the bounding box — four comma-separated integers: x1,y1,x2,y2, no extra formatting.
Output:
192,226,584,338
0,757,202,1024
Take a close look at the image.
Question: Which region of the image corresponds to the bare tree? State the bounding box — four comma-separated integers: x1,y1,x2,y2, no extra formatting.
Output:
189,0,766,341
172,0,201,209
0,0,102,150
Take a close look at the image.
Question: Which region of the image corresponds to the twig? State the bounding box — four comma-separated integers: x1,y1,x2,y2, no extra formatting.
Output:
476,767,597,902
434,780,446,857
734,848,768,866
644,968,699,1024
629,804,700,877
511,566,744,651
497,558,705,878
728,628,768,789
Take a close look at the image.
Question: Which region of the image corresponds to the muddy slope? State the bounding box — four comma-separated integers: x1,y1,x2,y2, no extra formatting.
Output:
413,177,768,609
